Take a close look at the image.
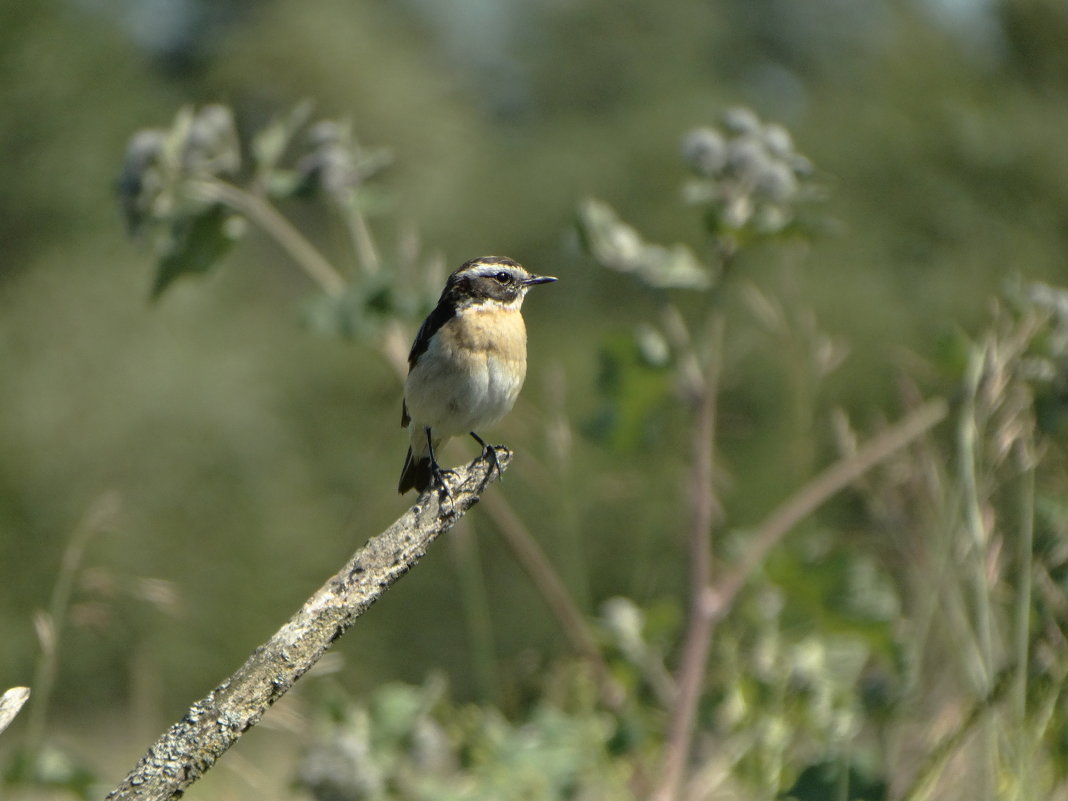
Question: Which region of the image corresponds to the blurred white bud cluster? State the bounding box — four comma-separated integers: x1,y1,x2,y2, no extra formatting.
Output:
118,104,240,233
296,120,392,203
680,106,816,235
1022,282,1068,390
116,103,400,299
577,198,712,290
180,104,241,176
118,103,393,238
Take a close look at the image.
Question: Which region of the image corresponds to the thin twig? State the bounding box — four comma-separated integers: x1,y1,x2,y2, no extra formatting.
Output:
106,450,510,801
1010,427,1037,801
958,345,998,801
651,317,725,801
448,519,502,703
959,345,995,688
897,666,1012,801
24,492,120,759
707,398,949,625
480,492,624,709
345,202,382,276
1013,434,1035,720
650,398,947,801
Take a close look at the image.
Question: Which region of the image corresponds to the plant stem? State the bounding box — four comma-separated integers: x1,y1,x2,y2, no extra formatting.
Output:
449,519,501,704
1013,435,1035,720
480,492,623,709
958,344,998,801
898,667,1012,801
344,199,381,276
188,180,347,296
652,316,724,801
959,345,995,687
24,492,120,760
710,398,949,627
1013,433,1036,800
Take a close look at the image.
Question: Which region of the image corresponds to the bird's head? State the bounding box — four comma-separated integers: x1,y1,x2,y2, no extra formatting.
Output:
445,256,557,309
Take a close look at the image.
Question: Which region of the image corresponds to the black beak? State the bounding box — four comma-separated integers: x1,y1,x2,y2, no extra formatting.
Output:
524,275,558,286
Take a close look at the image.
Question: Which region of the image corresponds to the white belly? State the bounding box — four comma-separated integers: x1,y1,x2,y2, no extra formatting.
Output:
404,309,527,438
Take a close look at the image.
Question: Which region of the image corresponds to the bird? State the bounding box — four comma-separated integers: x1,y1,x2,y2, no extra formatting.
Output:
398,256,557,495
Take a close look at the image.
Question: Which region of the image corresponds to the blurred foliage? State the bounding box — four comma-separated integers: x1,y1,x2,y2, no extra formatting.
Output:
585,331,675,453
294,591,894,801
2,744,97,800
118,102,404,305
2,0,1068,799
119,105,244,298
577,200,713,291
295,674,632,801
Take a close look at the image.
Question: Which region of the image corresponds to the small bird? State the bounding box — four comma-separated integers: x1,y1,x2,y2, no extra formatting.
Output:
398,256,557,494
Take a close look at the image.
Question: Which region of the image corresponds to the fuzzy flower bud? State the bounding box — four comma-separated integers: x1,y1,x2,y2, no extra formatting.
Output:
755,160,799,203
118,129,166,233
182,104,239,175
681,127,727,177
725,136,769,181
762,123,794,158
722,106,762,135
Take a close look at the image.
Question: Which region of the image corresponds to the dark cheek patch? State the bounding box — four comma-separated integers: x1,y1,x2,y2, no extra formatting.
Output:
470,276,516,302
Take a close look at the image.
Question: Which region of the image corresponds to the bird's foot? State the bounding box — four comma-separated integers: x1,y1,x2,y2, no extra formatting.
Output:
469,432,502,491
430,462,458,503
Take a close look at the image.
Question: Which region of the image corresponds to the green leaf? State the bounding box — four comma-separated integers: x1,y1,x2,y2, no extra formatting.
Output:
182,105,240,178
251,100,315,191
782,758,887,801
767,546,900,665
585,333,674,452
300,274,402,341
577,199,713,290
370,682,432,743
264,168,305,200
151,204,242,300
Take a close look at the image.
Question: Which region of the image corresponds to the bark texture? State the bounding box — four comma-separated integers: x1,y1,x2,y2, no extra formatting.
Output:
106,449,511,801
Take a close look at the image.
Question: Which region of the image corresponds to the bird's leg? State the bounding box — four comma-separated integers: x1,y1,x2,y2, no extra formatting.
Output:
426,428,455,500
469,431,501,488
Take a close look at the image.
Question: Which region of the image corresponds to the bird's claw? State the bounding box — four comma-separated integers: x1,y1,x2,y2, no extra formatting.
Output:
480,444,502,490
431,463,458,503
469,432,503,491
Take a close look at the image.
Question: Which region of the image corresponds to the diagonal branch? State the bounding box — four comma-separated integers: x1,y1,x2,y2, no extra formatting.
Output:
651,397,947,801
707,398,948,626
105,449,512,801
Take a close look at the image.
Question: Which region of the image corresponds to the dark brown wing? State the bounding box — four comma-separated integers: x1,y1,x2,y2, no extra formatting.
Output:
407,298,456,368
401,298,456,428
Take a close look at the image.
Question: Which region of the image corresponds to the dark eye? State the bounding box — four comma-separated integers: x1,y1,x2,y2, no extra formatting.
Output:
494,272,511,284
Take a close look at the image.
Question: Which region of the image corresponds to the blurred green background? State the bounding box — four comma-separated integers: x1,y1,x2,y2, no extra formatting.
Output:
2,0,1067,797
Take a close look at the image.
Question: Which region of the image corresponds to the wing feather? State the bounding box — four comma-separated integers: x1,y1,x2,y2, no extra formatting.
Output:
408,299,456,368
401,298,457,428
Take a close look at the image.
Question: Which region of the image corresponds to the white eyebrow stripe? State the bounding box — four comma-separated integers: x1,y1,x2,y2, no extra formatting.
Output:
467,266,526,280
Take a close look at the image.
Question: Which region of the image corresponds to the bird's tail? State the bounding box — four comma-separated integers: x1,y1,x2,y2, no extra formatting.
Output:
397,447,433,494
397,430,443,494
